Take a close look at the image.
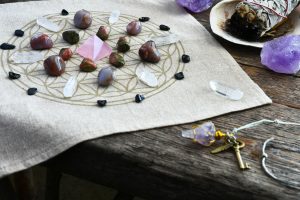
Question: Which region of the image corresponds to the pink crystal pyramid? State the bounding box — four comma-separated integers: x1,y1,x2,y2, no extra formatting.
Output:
76,35,112,61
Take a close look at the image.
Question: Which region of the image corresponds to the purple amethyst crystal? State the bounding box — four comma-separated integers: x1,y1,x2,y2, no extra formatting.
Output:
261,35,300,74
176,0,213,13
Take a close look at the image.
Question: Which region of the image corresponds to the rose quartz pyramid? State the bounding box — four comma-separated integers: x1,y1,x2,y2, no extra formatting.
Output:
76,35,112,61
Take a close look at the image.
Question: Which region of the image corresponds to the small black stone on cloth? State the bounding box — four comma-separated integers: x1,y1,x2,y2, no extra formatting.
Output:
8,71,21,80
182,54,190,63
0,43,15,50
97,100,107,107
139,17,150,22
135,94,145,103
27,88,38,96
61,9,69,16
14,29,24,37
159,24,170,31
174,72,184,80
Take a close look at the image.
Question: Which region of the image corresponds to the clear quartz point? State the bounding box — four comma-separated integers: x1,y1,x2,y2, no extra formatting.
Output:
209,80,244,101
10,51,44,64
146,34,179,47
63,76,78,98
136,64,158,87
109,10,120,24
37,17,61,32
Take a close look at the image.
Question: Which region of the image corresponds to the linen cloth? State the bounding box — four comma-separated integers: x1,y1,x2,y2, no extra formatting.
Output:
0,0,271,177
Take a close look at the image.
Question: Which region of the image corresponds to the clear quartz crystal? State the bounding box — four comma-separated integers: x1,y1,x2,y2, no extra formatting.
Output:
136,64,158,87
146,34,179,47
63,76,78,98
10,51,44,64
37,17,61,32
209,80,244,101
109,10,120,24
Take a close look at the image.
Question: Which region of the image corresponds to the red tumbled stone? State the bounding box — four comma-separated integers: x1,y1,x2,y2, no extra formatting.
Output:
30,33,53,50
44,55,66,76
59,48,73,61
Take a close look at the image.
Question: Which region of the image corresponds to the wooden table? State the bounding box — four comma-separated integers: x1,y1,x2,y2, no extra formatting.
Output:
1,0,299,199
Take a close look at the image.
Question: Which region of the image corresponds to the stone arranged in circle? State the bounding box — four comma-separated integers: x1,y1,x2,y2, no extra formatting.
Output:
80,58,97,72
44,55,66,76
30,33,53,50
98,66,114,87
62,30,79,45
8,71,21,80
127,20,142,36
159,24,170,31
0,43,15,50
59,48,73,61
74,9,92,29
14,29,24,37
139,17,150,22
182,54,190,63
117,36,130,53
96,26,110,41
61,9,69,16
27,88,37,96
135,94,145,103
174,72,184,80
139,41,161,63
109,52,125,68
97,100,107,107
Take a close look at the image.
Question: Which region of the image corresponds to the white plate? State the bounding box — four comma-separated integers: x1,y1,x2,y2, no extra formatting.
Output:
210,0,300,48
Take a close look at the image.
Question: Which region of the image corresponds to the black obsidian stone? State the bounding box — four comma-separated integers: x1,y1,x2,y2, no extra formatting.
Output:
135,94,145,103
139,17,150,22
8,71,21,80
0,43,15,50
61,9,69,16
182,54,190,63
174,72,184,80
14,29,24,37
159,24,170,31
27,88,37,96
97,100,107,107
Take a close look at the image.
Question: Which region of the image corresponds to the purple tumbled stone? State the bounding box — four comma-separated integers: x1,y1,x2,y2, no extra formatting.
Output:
176,0,213,13
193,122,216,146
261,35,300,74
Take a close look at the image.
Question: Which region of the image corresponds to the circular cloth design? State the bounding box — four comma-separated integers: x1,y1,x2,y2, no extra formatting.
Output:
1,12,185,106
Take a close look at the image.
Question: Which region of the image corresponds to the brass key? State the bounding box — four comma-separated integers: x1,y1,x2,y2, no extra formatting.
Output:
233,140,250,170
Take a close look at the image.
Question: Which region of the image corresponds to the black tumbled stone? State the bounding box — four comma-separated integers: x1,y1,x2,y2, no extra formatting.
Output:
61,9,69,16
135,94,145,103
0,43,15,50
27,88,37,96
174,72,184,80
8,71,21,80
97,100,107,107
159,24,170,31
14,29,24,37
139,17,150,22
182,54,190,63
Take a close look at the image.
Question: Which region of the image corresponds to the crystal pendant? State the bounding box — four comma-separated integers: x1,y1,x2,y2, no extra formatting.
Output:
76,35,112,61
146,34,179,47
109,10,120,24
10,51,44,64
37,17,61,32
63,76,78,98
209,80,243,101
136,64,158,87
181,122,217,146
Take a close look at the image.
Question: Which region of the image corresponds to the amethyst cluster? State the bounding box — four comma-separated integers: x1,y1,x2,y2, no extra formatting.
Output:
176,0,213,13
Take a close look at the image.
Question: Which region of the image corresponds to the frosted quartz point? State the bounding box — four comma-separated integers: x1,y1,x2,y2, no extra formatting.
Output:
209,80,243,101
109,10,120,24
37,17,61,32
63,76,78,98
10,51,43,64
76,35,112,61
146,34,179,47
136,64,158,87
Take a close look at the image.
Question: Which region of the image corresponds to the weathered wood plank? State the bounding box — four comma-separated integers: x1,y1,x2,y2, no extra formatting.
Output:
45,103,300,200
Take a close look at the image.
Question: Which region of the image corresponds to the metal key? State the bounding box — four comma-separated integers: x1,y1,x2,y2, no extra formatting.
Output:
233,140,250,170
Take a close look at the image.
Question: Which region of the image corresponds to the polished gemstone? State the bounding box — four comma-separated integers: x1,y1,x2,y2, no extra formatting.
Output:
116,36,130,53
209,80,244,101
37,17,61,32
96,26,110,41
261,35,300,74
8,72,21,80
127,20,142,36
0,43,15,50
14,29,24,37
136,64,158,87
10,51,43,64
43,55,66,76
80,58,97,72
63,76,78,98
139,41,160,63
30,33,53,50
74,9,92,29
146,34,179,47
174,72,184,80
59,48,73,61
27,88,37,96
109,52,125,68
62,30,79,45
98,66,114,87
